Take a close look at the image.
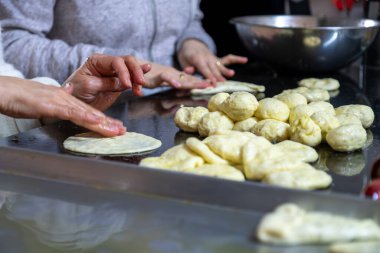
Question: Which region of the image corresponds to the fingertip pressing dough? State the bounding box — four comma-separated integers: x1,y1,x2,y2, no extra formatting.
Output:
274,92,307,109
174,106,209,132
290,116,322,147
335,105,375,128
252,119,290,143
232,117,258,132
207,92,230,112
220,91,258,121
254,98,290,122
198,111,234,137
63,132,162,156
298,78,340,91
326,124,367,152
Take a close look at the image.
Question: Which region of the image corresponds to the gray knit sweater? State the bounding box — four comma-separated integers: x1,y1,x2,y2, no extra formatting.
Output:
0,0,216,83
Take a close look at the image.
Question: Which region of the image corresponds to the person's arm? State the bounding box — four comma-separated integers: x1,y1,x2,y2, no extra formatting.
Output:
0,1,137,84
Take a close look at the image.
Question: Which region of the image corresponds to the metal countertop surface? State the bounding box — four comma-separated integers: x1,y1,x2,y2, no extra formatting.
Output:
0,63,380,252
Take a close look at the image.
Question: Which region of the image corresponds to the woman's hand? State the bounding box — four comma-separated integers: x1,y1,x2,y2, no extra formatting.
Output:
64,54,151,111
142,62,212,91
0,76,126,137
177,39,248,82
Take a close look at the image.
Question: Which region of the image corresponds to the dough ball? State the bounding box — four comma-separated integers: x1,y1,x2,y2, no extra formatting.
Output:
252,119,290,143
307,101,335,115
198,111,234,137
185,137,228,164
335,113,362,126
174,106,208,132
326,124,367,152
311,111,340,141
290,116,322,147
182,164,245,181
298,78,340,91
289,104,314,124
220,92,258,121
335,105,374,128
254,98,290,122
208,92,230,112
233,117,258,132
274,92,307,109
275,140,319,163
263,164,332,190
203,131,255,164
294,87,330,102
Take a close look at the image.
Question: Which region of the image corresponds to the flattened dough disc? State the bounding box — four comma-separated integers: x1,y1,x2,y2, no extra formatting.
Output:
191,80,265,95
63,132,162,156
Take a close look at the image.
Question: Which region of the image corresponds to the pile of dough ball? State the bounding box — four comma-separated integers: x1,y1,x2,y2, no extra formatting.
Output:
140,130,332,190
174,78,374,152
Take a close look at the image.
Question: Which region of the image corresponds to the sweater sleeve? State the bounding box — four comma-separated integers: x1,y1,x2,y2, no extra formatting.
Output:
0,1,137,84
176,0,216,54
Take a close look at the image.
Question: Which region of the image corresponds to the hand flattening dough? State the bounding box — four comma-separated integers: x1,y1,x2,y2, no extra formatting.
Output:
335,105,375,128
326,124,367,152
198,111,234,137
252,119,290,143
220,92,258,121
254,98,290,122
174,106,208,133
257,203,380,245
63,132,162,156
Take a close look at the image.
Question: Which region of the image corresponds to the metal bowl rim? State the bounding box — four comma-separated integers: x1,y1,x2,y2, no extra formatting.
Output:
230,15,380,30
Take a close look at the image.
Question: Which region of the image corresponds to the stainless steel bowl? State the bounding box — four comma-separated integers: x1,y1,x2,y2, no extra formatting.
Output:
231,15,380,73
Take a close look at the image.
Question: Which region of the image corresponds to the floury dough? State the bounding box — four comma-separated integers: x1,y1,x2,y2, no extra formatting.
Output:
63,132,162,155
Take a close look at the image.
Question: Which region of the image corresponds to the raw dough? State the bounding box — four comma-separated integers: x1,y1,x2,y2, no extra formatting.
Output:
275,140,318,163
252,119,290,143
311,111,340,141
257,203,380,245
174,106,208,133
262,164,332,190
298,78,340,91
207,92,229,112
185,137,228,164
254,98,290,122
326,124,367,152
329,241,380,253
290,116,322,147
182,164,245,181
335,105,375,128
289,104,314,124
274,92,307,109
293,87,330,102
191,80,265,95
335,113,362,126
220,92,258,121
63,132,162,155
197,111,234,137
232,117,258,132
308,101,335,116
